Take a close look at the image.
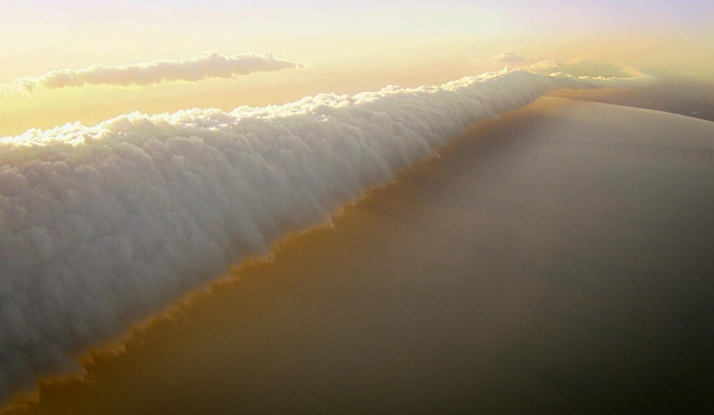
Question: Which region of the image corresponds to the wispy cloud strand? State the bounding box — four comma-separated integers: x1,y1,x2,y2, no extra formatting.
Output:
3,52,301,93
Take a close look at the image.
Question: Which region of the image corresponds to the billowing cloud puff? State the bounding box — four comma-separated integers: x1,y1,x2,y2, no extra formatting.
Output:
4,52,301,93
0,69,649,401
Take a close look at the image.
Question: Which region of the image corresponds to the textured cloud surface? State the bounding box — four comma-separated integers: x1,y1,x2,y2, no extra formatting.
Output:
0,69,648,400
3,52,300,93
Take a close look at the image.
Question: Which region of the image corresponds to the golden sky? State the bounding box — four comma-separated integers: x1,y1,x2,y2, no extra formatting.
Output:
1,1,712,136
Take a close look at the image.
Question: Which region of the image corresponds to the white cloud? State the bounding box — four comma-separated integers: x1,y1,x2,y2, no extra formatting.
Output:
490,51,529,63
3,52,301,93
474,51,542,65
0,69,650,400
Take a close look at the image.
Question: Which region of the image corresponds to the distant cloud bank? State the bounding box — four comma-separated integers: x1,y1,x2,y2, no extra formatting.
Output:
525,60,648,81
2,52,301,93
0,69,650,402
475,52,651,84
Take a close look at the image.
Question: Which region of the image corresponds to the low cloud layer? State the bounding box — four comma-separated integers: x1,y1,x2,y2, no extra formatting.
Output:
0,69,649,401
3,52,301,93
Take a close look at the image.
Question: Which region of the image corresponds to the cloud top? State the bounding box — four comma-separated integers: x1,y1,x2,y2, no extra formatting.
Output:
4,52,301,93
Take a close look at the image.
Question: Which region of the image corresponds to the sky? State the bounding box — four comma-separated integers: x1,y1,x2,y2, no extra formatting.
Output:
0,0,712,135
